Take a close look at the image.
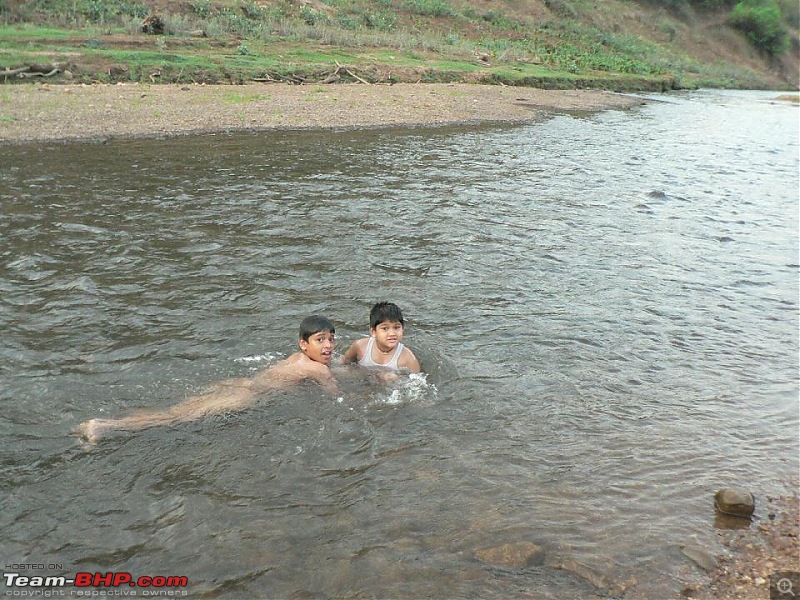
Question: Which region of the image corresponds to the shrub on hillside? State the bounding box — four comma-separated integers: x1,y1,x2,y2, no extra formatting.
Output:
403,0,454,18
729,0,789,54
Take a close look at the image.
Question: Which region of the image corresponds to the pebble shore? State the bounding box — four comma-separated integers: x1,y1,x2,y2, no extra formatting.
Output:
0,82,643,144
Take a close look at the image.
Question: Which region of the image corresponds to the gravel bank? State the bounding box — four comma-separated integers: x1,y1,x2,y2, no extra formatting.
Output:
0,82,643,144
688,488,799,600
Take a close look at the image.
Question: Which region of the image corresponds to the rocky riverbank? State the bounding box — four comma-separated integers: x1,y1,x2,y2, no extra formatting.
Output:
0,82,644,145
686,486,799,600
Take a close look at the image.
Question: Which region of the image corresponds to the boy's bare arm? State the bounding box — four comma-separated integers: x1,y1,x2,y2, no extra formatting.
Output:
399,348,421,373
309,364,339,394
340,339,365,365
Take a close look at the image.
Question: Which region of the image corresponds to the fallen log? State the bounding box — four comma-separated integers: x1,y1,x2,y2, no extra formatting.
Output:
19,67,61,78
1,63,62,80
345,68,370,84
1,66,30,77
335,61,371,84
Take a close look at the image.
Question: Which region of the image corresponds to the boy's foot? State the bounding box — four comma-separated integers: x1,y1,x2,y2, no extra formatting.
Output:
76,418,113,444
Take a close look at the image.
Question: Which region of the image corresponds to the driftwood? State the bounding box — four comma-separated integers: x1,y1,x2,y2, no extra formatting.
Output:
335,62,371,85
250,73,305,84
1,64,62,80
0,66,30,77
20,68,60,78
250,63,375,85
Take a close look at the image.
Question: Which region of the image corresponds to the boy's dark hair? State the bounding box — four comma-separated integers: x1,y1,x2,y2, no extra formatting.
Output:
299,315,335,341
369,302,404,329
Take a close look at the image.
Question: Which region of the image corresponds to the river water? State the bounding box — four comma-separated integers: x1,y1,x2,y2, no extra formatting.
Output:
1,89,798,599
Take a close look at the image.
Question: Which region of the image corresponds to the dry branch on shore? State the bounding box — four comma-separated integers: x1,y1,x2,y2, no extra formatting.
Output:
250,63,378,86
1,64,63,80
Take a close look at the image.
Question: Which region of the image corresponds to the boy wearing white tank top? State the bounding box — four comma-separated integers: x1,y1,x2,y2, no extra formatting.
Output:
341,302,421,373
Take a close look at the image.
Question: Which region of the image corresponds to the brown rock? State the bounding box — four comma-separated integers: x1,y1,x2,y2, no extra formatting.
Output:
682,543,718,572
108,65,129,79
474,541,545,567
556,558,637,597
715,488,755,517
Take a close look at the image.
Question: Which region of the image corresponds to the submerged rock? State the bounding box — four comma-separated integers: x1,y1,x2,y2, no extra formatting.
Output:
551,557,637,597
715,488,755,517
474,541,545,568
681,543,718,572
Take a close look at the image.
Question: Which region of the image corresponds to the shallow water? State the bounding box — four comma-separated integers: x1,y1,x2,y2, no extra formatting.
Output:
1,89,798,599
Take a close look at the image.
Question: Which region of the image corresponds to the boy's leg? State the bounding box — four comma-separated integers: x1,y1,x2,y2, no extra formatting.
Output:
77,378,255,443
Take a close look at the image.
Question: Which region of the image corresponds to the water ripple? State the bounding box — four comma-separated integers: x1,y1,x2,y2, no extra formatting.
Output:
0,90,797,600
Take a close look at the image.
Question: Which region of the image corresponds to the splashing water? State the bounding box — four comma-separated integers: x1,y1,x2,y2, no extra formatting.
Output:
377,372,438,406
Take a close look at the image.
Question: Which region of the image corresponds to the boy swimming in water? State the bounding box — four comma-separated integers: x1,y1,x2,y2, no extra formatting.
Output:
341,302,421,373
77,315,337,443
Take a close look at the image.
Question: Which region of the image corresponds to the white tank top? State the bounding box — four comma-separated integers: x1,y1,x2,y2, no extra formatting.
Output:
358,337,405,370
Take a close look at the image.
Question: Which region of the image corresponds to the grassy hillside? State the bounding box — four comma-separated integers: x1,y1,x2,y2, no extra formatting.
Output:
1,0,798,90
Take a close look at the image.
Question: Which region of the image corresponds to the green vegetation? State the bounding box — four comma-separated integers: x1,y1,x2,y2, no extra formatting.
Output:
729,0,789,54
0,0,796,89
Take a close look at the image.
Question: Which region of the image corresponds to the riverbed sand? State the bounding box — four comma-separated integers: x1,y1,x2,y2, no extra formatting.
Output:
0,81,643,144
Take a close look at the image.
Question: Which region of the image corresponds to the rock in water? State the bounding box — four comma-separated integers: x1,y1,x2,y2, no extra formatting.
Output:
715,488,755,517
680,543,718,572
474,542,545,567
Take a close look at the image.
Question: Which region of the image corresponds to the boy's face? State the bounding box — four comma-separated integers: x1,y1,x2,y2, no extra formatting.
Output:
370,320,404,352
299,330,335,365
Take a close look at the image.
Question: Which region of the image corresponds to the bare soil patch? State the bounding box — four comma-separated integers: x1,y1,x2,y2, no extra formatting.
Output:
0,82,644,144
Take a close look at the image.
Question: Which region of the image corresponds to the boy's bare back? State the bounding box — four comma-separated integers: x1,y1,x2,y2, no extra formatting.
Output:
253,351,337,392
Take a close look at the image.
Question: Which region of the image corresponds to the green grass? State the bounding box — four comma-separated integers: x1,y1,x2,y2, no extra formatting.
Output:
0,24,86,40
221,91,269,103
